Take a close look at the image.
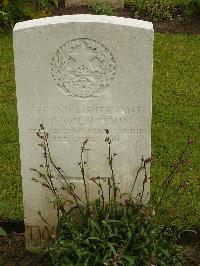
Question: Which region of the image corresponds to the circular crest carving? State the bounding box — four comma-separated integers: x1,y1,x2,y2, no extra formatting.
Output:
51,38,116,99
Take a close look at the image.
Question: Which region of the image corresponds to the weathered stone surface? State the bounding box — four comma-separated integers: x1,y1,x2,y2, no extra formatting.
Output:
13,14,153,248
65,0,124,8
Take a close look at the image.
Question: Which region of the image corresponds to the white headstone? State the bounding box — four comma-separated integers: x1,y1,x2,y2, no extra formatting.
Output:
13,15,153,248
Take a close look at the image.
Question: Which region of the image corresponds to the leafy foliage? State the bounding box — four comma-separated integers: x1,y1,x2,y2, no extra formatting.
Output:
31,125,188,265
0,0,59,28
49,204,184,265
0,0,35,28
89,1,117,16
36,0,59,13
145,0,175,21
0,0,200,28
125,0,147,16
0,227,7,237
125,0,200,20
183,0,200,16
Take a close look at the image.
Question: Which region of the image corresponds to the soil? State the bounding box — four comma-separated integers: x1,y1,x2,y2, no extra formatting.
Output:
0,234,51,266
0,222,51,266
53,5,200,35
1,4,200,266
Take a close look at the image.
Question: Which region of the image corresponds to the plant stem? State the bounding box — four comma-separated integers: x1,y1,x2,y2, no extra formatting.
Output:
80,143,90,214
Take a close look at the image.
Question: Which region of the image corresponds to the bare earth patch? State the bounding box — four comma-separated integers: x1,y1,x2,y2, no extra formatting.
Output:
0,232,51,266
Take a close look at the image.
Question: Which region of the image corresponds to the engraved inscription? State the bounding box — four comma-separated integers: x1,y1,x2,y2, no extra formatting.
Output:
51,38,116,99
29,104,144,144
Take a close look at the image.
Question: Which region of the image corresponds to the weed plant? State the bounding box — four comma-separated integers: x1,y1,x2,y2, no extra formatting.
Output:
30,124,193,265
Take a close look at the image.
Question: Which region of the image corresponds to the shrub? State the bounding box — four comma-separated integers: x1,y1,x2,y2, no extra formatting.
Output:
183,0,200,16
31,125,189,265
0,0,35,28
89,1,117,16
35,0,59,14
125,0,147,17
145,0,176,21
0,0,59,28
125,0,180,20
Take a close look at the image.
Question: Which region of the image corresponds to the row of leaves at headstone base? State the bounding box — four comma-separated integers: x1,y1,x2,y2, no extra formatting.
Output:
0,0,200,29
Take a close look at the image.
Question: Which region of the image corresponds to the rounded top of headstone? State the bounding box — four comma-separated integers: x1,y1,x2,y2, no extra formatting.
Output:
13,14,153,32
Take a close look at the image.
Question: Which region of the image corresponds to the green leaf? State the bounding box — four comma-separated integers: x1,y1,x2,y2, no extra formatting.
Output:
121,255,136,265
107,219,123,224
107,242,116,254
88,219,100,234
0,227,7,236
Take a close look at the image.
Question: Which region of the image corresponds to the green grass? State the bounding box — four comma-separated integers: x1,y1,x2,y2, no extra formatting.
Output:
0,31,199,228
152,33,200,229
0,31,22,221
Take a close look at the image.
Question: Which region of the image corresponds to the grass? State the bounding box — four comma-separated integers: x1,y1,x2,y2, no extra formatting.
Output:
0,31,22,221
0,31,199,228
152,33,200,229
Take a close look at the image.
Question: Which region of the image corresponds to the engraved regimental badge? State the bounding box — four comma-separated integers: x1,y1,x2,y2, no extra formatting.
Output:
51,38,116,99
